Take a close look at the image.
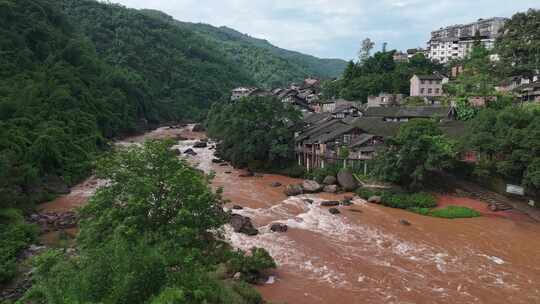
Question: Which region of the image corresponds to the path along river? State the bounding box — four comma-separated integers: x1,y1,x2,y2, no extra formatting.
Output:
41,126,540,304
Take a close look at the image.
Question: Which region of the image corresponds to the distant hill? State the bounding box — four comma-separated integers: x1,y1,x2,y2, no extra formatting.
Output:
141,10,348,88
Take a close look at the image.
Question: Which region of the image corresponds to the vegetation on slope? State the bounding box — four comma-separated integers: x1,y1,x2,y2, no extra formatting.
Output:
142,9,348,88
22,141,275,304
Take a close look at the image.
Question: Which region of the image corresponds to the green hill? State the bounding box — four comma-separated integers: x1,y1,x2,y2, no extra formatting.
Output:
141,10,347,88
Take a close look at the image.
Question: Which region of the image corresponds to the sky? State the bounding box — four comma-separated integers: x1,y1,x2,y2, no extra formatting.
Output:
112,0,538,60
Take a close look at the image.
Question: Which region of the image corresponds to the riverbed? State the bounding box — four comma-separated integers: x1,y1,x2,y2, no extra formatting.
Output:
41,126,540,304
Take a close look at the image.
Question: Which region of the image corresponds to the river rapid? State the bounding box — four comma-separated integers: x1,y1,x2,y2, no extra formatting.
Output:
42,126,540,304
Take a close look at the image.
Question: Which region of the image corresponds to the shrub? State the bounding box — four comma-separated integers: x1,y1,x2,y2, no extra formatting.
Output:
0,208,38,284
276,164,306,178
355,187,382,200
230,248,276,284
380,192,437,209
429,206,481,219
306,164,341,183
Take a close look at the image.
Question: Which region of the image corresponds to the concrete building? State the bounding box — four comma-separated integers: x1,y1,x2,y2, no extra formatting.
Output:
428,17,507,63
410,74,448,98
367,93,404,108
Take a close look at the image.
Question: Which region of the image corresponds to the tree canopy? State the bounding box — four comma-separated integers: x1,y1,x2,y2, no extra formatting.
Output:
207,97,301,169
374,119,457,189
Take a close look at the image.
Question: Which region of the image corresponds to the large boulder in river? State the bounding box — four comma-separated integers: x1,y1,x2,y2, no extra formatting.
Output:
270,223,288,233
323,176,337,185
302,180,322,193
284,184,303,196
337,170,357,191
368,196,382,204
320,201,340,207
193,141,207,148
184,148,197,156
323,185,338,193
230,214,258,236
192,124,206,132
329,208,341,215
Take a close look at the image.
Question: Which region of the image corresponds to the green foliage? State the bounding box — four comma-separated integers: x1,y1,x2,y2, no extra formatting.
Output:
455,97,479,121
380,192,437,209
465,106,540,193
24,141,274,303
207,96,301,168
374,119,457,189
328,52,443,102
496,9,540,78
305,164,341,183
355,187,382,200
0,208,38,283
230,248,277,284
429,206,481,219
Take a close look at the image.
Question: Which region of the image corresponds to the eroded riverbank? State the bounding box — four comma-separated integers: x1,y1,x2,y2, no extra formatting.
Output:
37,126,540,304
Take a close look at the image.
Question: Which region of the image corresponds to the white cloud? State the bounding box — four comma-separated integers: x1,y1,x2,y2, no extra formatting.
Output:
112,0,539,59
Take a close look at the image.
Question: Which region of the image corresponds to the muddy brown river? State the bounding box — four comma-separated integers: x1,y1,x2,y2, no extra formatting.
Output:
42,126,540,304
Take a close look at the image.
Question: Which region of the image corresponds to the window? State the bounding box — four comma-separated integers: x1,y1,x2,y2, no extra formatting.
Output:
435,88,440,94
421,80,425,85
428,88,433,94
343,134,352,144
420,88,425,94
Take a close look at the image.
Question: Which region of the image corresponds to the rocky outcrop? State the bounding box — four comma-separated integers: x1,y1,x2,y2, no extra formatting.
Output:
302,180,322,193
270,223,288,233
323,185,338,193
284,184,303,196
230,214,258,236
329,208,341,215
320,201,340,207
337,170,358,191
368,196,382,204
28,211,78,232
323,176,337,185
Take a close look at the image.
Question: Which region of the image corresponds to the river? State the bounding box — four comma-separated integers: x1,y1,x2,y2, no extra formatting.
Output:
41,126,540,304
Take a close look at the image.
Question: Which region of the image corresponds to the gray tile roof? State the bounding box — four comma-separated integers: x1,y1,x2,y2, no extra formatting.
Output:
363,106,452,119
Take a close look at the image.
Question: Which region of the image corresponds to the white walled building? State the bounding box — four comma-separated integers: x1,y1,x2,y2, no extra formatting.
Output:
428,17,507,64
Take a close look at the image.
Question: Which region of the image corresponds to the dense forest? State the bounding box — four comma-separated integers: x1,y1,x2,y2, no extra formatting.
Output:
142,10,347,88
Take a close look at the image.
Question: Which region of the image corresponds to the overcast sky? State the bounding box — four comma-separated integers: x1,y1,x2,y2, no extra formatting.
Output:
112,0,537,60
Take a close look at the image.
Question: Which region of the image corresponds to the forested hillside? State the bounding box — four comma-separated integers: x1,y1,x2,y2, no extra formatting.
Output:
142,10,347,88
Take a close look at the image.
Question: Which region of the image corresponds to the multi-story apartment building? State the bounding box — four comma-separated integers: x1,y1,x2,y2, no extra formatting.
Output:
427,17,507,63
410,74,449,98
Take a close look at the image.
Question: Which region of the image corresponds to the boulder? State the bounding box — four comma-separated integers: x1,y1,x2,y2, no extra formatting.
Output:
323,185,338,193
233,272,242,280
337,170,357,191
193,141,207,148
284,184,303,196
225,171,232,174
219,163,229,167
329,208,341,215
399,219,411,226
341,200,353,206
320,201,340,207
230,214,258,236
302,180,322,193
367,196,382,204
183,148,197,156
212,158,224,164
270,182,282,188
192,124,206,132
323,176,337,185
270,223,288,233
232,205,244,210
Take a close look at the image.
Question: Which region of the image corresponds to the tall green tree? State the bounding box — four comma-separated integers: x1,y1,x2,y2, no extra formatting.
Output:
207,97,301,169
374,119,457,189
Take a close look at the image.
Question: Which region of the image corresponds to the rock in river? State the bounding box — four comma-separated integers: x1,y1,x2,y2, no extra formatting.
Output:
321,201,340,207
399,219,411,226
337,170,358,191
323,175,337,185
329,208,341,215
323,185,338,193
284,184,303,196
368,196,382,204
230,214,258,236
270,182,282,187
193,141,207,148
270,223,288,233
302,180,322,193
183,148,197,156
